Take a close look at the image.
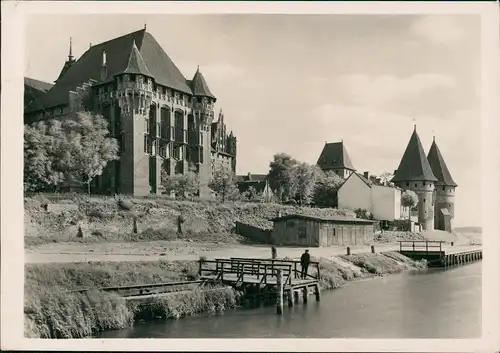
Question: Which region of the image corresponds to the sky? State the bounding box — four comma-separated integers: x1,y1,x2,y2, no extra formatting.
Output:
24,14,481,227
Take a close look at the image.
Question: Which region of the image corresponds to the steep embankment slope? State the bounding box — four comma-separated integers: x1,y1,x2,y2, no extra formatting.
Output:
25,195,355,245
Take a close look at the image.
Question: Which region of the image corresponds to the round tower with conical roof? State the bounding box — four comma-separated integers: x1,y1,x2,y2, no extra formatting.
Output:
427,137,457,231
392,126,438,231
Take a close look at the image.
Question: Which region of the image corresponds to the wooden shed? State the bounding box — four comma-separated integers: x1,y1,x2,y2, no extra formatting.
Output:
270,214,376,247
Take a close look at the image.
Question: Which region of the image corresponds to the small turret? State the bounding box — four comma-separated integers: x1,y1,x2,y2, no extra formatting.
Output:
55,37,76,83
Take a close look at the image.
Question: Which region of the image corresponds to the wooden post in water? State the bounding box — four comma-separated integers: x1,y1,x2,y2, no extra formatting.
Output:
346,247,351,256
371,245,375,254
314,283,321,301
294,290,299,303
302,286,308,304
287,289,294,307
276,269,283,315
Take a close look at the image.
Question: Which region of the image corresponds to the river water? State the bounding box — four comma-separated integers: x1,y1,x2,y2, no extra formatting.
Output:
99,262,481,339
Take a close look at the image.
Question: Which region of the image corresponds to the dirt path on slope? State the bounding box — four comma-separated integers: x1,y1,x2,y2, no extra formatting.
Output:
25,241,401,264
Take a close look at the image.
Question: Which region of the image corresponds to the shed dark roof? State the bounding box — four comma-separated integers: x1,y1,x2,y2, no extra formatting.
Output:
317,141,356,171
28,29,193,112
236,173,268,183
270,214,376,224
392,127,437,183
427,139,457,187
190,67,216,99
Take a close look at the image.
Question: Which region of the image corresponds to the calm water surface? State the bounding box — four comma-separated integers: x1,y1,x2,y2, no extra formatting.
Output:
99,262,481,338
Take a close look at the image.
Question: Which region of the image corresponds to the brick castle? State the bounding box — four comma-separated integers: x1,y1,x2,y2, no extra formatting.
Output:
24,28,237,197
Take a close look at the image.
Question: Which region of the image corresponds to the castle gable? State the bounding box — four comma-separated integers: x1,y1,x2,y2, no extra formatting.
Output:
427,139,457,187
392,127,437,183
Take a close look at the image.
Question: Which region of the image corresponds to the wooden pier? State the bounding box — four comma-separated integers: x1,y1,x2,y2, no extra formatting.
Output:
199,257,321,314
398,240,482,267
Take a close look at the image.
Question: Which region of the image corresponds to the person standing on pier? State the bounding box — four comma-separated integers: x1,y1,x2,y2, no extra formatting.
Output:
300,250,310,279
271,246,277,259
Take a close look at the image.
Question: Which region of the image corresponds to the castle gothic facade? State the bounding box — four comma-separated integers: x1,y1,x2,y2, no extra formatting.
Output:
24,29,237,197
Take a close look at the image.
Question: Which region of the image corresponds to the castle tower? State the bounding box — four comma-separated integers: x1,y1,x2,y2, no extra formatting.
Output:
190,66,216,197
316,141,356,179
392,126,438,231
427,137,457,232
115,38,155,196
55,37,76,83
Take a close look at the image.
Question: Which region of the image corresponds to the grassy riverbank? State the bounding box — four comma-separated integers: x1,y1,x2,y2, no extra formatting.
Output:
25,252,426,338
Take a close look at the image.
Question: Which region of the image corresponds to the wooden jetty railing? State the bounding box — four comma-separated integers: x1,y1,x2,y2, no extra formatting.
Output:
228,257,321,281
198,257,320,287
199,258,293,286
399,240,444,254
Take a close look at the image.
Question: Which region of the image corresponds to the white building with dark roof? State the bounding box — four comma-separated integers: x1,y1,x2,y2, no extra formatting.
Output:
338,172,404,222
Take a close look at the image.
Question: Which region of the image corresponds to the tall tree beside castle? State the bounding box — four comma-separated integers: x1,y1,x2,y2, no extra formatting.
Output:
268,153,298,203
24,112,119,193
24,29,237,196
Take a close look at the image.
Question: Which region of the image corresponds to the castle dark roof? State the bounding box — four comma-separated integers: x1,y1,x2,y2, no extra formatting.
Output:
317,141,356,171
190,67,216,99
427,139,457,187
24,77,54,93
55,59,75,83
24,77,54,110
392,127,437,183
27,29,193,113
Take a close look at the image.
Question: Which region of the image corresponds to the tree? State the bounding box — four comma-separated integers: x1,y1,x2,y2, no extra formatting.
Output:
24,120,75,192
401,190,419,228
161,168,200,199
313,170,344,208
292,162,318,205
209,166,239,202
243,185,261,202
379,171,394,185
24,112,118,194
268,153,298,203
70,112,119,194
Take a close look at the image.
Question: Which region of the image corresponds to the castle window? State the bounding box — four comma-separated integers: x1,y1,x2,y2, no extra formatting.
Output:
406,182,409,186
130,75,136,82
145,118,150,134
415,183,417,187
59,107,63,114
197,97,202,103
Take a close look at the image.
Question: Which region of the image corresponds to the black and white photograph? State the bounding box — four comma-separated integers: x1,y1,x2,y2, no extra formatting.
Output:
1,1,499,351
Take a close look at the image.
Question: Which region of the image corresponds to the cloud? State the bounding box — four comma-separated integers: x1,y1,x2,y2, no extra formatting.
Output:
409,15,467,45
339,73,457,108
